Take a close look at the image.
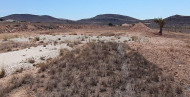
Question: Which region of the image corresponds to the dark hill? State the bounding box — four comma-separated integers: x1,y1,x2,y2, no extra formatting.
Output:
1,14,73,23
165,15,190,26
77,14,140,25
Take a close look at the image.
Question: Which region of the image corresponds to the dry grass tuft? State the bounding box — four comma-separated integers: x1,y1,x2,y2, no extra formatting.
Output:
28,58,35,64
59,48,69,56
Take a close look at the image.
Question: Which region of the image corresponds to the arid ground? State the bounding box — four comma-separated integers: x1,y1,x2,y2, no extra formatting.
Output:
0,22,190,97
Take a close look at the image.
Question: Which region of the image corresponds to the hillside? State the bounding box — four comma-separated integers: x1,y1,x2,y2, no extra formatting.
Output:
165,15,190,26
1,14,74,23
142,15,190,27
77,14,140,25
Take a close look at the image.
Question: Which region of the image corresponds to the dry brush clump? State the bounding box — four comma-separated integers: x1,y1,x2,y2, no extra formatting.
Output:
0,42,38,53
29,42,185,97
0,68,5,78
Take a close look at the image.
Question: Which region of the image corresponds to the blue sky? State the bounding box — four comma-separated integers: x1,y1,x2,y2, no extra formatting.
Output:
0,0,190,20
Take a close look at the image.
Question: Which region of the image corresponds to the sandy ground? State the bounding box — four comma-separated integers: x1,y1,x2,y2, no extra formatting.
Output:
0,34,133,75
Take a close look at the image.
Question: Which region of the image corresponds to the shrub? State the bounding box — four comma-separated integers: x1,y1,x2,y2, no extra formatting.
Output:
108,23,113,26
0,68,5,78
39,41,44,43
67,43,74,48
73,41,82,45
64,40,71,44
40,57,45,60
0,18,3,21
34,37,40,41
7,47,12,51
36,63,47,71
124,40,128,43
54,41,58,46
59,48,69,56
131,36,138,41
28,59,35,63
14,68,23,74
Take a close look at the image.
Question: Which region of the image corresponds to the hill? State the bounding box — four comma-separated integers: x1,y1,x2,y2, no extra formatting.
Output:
1,14,190,26
165,15,190,26
142,15,190,27
77,14,139,25
1,14,74,23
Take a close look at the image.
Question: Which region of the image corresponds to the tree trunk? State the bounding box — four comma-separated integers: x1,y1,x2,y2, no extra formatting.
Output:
159,27,163,35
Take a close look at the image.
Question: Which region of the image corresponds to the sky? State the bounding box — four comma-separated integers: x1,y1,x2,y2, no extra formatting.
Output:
0,0,190,20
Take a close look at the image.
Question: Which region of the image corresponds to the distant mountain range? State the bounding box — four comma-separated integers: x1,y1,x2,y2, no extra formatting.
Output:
1,14,190,26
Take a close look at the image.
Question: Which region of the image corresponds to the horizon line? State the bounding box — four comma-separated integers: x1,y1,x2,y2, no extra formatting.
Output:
0,13,187,21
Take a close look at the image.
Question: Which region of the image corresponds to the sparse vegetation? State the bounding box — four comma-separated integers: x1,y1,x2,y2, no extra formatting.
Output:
0,74,34,97
29,42,184,97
